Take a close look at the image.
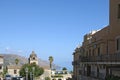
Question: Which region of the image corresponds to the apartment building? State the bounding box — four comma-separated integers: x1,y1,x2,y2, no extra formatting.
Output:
0,56,4,80
72,0,120,80
72,46,84,80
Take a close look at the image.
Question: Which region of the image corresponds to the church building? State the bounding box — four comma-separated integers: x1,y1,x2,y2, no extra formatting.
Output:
29,51,38,65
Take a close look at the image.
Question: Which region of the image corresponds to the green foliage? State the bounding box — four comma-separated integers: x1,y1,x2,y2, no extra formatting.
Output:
106,75,120,80
19,63,44,79
45,77,51,80
15,58,19,65
49,56,53,69
62,67,67,71
2,67,7,78
52,74,63,78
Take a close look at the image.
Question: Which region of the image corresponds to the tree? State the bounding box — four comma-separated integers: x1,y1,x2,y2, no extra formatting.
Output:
62,67,67,74
106,75,120,80
19,63,44,80
2,67,7,78
62,67,67,71
45,77,51,80
49,56,53,69
15,58,19,65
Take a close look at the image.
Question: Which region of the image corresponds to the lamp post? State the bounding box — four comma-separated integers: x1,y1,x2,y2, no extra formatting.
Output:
30,72,32,80
25,67,28,80
32,67,35,80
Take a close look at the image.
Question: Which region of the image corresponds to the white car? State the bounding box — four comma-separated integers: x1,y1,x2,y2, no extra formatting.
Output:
5,74,12,80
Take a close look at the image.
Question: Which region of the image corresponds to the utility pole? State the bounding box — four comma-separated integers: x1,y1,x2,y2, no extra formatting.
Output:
25,67,28,80
32,67,35,80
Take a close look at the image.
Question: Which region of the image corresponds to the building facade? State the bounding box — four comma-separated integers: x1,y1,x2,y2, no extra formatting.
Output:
6,51,51,80
72,46,84,80
0,56,4,79
29,51,38,65
72,0,120,80
51,70,72,80
7,65,21,77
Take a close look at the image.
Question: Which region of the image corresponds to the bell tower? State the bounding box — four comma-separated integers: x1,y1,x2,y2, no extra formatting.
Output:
29,51,38,65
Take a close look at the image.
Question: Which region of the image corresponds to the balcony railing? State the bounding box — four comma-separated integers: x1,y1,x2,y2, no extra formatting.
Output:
72,61,76,65
81,52,120,62
72,61,80,65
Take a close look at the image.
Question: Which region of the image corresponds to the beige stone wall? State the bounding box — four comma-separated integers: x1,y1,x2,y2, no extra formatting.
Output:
0,56,4,79
40,69,51,80
7,65,21,77
73,0,120,79
82,26,110,57
30,60,38,65
0,58,3,64
73,47,83,80
73,52,79,79
8,68,20,77
109,0,120,53
110,0,120,34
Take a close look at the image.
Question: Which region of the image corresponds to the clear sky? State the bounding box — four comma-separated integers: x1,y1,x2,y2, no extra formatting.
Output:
0,0,109,70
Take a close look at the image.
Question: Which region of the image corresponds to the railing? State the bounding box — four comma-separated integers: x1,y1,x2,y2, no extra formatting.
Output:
72,60,80,65
72,75,77,80
80,52,120,62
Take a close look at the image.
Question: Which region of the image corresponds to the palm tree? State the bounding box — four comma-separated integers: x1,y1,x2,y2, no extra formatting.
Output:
15,58,19,65
62,67,67,71
49,56,53,79
48,56,53,69
62,67,67,74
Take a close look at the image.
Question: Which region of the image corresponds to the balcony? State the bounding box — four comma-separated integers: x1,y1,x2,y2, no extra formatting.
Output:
72,60,80,65
81,52,120,62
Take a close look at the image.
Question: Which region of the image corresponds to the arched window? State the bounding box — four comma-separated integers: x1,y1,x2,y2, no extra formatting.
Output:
33,57,35,60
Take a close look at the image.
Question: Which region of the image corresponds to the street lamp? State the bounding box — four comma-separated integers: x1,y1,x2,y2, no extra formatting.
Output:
32,67,35,80
30,72,32,80
25,67,28,80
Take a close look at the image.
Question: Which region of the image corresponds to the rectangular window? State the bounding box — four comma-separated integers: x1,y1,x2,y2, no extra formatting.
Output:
117,38,120,51
86,51,88,56
79,70,81,75
92,49,94,56
14,70,17,74
79,55,81,59
89,49,91,56
118,4,120,19
0,66,2,69
98,47,100,56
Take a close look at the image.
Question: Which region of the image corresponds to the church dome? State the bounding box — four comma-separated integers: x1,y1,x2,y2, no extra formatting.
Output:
30,51,37,58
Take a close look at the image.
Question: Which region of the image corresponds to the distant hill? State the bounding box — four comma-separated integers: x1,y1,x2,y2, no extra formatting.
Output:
0,54,60,69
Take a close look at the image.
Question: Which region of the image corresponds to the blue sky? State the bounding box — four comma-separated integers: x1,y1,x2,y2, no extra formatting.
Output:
0,0,109,70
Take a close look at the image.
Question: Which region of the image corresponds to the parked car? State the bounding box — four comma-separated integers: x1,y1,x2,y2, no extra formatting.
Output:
12,76,23,80
18,76,23,80
5,74,12,80
12,77,20,80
